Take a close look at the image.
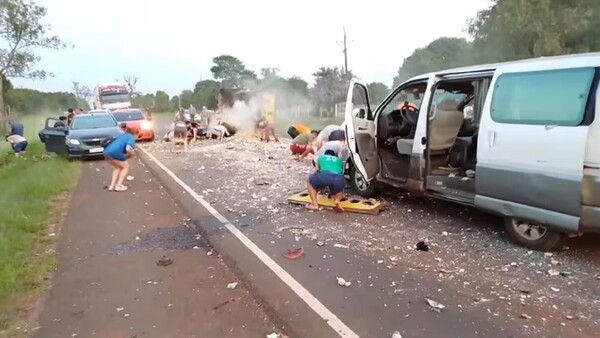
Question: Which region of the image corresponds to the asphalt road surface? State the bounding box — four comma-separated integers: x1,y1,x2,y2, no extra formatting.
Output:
139,128,600,338
32,158,282,338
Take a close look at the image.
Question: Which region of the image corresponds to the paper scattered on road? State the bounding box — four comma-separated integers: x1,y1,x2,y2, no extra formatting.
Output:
116,307,124,312
266,333,279,338
547,269,560,276
227,282,238,289
333,243,349,249
392,331,402,338
521,313,532,320
336,277,351,287
126,175,134,181
425,298,445,311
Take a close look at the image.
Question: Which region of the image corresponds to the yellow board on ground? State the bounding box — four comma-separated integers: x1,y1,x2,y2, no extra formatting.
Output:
288,191,384,215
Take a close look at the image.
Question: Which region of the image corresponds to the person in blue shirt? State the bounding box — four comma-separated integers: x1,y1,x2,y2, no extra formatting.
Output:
103,123,136,192
8,121,24,136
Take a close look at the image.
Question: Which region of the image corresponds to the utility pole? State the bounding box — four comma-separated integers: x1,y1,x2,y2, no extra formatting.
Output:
342,27,348,76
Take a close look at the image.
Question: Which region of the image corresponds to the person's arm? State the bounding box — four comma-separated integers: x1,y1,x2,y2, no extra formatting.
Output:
125,135,136,157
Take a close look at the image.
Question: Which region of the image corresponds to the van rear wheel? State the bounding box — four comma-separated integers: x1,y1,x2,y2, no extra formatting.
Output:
349,165,376,198
505,217,565,251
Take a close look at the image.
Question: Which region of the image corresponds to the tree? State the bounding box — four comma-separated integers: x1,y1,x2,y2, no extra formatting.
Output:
170,95,179,111
393,37,473,87
154,90,170,112
366,82,389,105
72,81,91,108
286,76,309,98
0,0,67,131
179,90,194,108
193,79,219,108
210,55,256,88
467,0,600,63
311,67,353,113
123,75,139,96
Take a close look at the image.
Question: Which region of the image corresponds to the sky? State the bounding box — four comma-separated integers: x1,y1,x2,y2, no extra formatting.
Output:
11,0,492,96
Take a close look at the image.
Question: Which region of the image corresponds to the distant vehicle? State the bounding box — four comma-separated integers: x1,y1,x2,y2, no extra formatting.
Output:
111,108,155,142
92,83,132,110
39,110,122,159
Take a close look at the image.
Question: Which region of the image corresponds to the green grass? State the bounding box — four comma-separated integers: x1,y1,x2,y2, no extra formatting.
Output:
0,115,47,153
0,142,80,332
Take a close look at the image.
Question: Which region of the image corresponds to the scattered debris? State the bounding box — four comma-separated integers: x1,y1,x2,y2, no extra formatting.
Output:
116,307,124,312
316,241,325,247
425,298,445,312
266,333,279,338
157,256,173,267
213,299,231,311
333,243,349,249
521,313,532,320
283,247,304,260
392,331,402,338
227,282,238,289
207,250,214,256
336,277,352,287
547,269,560,276
416,241,429,252
126,175,135,181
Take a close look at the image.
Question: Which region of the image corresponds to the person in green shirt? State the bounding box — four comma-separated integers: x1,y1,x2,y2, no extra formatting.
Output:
290,130,318,158
306,149,346,212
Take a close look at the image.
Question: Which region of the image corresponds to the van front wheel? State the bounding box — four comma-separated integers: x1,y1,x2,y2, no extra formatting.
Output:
349,165,376,197
505,217,565,251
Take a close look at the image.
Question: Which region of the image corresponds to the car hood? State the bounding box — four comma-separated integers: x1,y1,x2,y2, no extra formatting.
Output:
68,127,122,140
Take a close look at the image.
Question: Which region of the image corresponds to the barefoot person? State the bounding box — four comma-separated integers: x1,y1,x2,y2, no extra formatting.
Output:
306,149,346,212
103,123,136,192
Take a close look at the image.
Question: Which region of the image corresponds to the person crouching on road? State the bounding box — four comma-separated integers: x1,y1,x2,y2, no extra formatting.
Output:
5,134,28,157
258,120,279,142
103,123,136,192
172,119,188,152
290,130,318,159
306,149,345,212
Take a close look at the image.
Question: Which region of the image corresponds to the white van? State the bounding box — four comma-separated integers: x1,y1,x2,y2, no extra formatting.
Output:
344,52,600,251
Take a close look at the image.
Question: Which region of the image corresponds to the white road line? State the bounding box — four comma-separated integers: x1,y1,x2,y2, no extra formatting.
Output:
139,147,360,338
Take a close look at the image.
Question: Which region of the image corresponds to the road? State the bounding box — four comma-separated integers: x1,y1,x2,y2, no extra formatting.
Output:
32,158,282,338
139,129,600,338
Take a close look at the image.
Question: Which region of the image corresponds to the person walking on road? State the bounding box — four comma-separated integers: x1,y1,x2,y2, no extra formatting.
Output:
103,123,136,192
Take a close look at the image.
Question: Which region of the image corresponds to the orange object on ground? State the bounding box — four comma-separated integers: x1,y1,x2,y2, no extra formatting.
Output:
283,247,304,260
294,124,311,134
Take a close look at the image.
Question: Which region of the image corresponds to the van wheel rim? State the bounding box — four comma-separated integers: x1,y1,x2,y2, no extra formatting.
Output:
354,171,369,191
512,219,547,240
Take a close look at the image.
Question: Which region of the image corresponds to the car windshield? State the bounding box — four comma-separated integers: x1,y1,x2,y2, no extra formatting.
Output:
71,115,117,130
112,110,145,121
101,93,130,104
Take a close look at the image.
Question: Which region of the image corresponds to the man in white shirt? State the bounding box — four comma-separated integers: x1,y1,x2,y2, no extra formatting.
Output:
5,134,28,157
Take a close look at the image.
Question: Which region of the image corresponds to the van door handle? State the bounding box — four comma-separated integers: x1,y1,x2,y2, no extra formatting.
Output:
487,130,496,148
358,127,368,131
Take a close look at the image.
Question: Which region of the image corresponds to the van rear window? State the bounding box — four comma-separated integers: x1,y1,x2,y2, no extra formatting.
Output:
490,67,595,126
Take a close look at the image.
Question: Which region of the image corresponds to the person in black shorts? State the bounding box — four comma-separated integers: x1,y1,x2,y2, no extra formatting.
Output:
172,119,188,152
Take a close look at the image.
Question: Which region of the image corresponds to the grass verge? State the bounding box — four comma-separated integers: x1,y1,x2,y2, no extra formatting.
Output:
0,142,81,337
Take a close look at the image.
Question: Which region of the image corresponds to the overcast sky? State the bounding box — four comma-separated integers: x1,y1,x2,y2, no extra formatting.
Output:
11,0,492,96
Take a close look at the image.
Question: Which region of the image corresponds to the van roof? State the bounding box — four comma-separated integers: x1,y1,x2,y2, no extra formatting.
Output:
403,51,600,83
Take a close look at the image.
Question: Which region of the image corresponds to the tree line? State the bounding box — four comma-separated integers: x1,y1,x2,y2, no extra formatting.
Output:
393,0,600,86
1,0,599,123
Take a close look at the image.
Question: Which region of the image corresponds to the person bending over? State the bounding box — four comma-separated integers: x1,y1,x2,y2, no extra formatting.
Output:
291,130,318,158
103,123,136,192
306,149,345,212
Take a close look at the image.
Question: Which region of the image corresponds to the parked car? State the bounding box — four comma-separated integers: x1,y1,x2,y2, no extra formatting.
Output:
344,52,600,251
38,110,122,159
111,108,155,142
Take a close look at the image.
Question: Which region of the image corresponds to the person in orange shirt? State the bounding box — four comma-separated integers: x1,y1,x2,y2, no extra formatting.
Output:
287,123,311,138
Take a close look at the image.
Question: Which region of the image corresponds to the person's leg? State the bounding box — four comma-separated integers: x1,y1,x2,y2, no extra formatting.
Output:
306,172,326,211
330,174,346,212
114,160,130,190
105,157,120,190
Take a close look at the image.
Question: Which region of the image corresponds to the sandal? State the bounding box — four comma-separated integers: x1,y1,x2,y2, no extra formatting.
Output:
115,185,128,192
107,185,115,191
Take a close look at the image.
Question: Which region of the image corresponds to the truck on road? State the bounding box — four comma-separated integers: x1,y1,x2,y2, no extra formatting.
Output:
92,83,132,110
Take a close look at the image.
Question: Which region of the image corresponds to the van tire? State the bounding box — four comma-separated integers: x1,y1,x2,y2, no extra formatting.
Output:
349,165,376,197
504,217,565,251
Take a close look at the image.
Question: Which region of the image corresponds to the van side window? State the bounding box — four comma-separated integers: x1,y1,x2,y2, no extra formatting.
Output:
491,67,595,126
